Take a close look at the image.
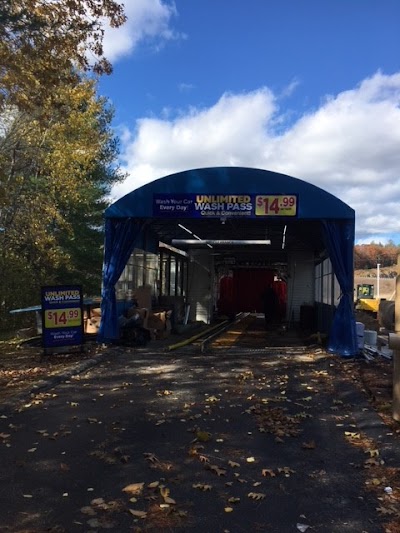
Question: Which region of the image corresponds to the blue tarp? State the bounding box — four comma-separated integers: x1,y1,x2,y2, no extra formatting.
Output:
322,220,358,357
98,218,145,341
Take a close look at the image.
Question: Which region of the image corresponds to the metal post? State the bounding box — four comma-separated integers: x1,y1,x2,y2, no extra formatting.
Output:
393,255,400,420
377,263,380,298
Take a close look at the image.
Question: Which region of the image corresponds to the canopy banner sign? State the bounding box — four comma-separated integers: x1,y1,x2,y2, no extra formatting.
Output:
153,193,298,218
41,285,84,352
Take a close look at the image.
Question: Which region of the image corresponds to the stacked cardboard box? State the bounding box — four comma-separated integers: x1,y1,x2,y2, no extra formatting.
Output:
84,302,173,341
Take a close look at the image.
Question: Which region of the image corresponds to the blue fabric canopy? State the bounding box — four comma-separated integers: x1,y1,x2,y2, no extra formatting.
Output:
100,167,356,356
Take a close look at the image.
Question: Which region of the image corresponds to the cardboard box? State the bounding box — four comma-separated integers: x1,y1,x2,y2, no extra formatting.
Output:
147,311,166,330
147,310,172,339
133,285,152,311
85,316,101,334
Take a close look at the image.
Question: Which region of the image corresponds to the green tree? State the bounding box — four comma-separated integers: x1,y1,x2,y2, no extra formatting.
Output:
0,78,123,326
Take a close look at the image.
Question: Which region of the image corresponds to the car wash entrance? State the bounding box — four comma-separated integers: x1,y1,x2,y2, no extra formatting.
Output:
218,268,286,318
99,167,358,357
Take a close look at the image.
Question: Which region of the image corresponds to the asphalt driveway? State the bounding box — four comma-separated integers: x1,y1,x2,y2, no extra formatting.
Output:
0,326,399,532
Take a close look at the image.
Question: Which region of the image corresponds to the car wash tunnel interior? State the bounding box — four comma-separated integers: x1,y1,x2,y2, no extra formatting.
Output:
99,167,358,357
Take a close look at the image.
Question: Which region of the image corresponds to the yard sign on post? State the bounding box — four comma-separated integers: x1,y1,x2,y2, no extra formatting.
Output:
41,285,84,354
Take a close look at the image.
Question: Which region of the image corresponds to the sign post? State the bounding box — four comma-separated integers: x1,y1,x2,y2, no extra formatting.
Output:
41,285,84,355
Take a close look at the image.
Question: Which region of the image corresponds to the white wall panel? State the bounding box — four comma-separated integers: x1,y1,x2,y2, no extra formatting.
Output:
287,251,315,324
188,251,214,323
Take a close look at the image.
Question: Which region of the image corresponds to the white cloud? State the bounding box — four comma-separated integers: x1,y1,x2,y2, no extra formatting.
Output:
112,72,400,242
102,0,184,61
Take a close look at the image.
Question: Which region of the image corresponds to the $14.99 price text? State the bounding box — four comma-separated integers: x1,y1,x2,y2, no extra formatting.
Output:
45,308,82,329
255,195,297,216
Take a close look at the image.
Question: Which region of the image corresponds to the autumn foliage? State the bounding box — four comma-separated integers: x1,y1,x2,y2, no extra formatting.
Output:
0,0,126,112
354,243,400,270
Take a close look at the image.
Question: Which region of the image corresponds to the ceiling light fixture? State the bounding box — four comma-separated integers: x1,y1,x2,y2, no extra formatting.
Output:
282,225,287,250
172,239,271,246
178,224,213,249
178,223,193,235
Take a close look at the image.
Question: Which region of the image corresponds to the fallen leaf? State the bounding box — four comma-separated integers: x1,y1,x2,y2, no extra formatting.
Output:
376,506,396,515
302,440,316,449
262,469,276,477
160,486,170,499
370,478,383,486
91,498,106,506
160,486,176,504
148,481,159,488
80,506,96,516
224,507,234,513
248,492,266,501
159,503,170,509
278,467,295,477
206,395,220,403
143,453,159,463
228,497,240,503
366,448,380,457
228,460,240,468
87,518,101,527
297,523,310,532
193,483,212,491
122,483,144,495
209,464,227,476
344,431,361,439
196,430,212,442
129,510,147,519
246,457,256,463
364,457,383,468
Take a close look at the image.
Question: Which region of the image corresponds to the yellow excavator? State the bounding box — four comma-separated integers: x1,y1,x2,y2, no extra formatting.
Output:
355,283,379,315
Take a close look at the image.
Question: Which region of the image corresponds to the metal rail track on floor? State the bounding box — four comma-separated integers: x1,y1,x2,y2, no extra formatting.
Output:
166,313,249,352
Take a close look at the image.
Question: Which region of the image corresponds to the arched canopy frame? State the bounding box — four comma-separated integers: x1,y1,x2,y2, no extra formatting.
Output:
100,167,357,356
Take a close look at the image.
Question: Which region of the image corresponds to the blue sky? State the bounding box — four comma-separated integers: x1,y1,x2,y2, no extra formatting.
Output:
98,0,400,244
